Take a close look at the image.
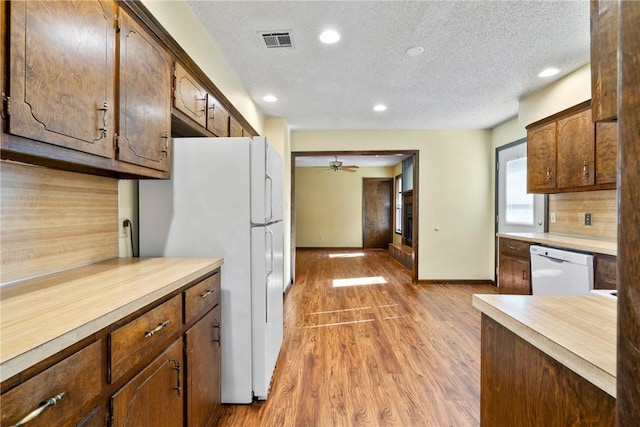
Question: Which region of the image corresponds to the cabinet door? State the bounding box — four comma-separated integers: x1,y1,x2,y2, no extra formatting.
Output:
591,0,618,122
230,116,244,137
9,0,115,158
1,341,102,427
556,109,595,189
527,122,557,193
111,338,184,427
174,62,207,128
207,96,230,137
117,8,172,172
185,307,222,427
595,254,617,290
499,255,531,295
595,122,618,185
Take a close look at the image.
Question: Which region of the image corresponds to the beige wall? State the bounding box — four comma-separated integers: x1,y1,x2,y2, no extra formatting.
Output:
295,166,396,248
140,0,264,134
293,130,494,281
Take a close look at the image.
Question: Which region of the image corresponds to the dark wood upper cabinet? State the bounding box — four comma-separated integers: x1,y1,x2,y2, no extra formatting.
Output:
595,121,618,185
117,8,172,172
556,108,595,189
173,62,207,128
527,102,616,194
527,121,557,193
591,0,618,122
8,0,116,158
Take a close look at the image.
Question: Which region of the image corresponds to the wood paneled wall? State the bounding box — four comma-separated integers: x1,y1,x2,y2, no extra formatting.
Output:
1,161,118,284
548,189,617,239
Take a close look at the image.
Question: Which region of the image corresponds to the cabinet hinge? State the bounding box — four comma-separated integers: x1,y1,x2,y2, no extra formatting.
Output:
113,133,120,153
173,67,177,78
114,14,120,32
1,93,9,119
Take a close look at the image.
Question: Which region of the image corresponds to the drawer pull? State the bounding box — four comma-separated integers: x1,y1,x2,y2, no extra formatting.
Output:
11,392,65,427
507,245,516,250
144,320,170,338
200,289,214,299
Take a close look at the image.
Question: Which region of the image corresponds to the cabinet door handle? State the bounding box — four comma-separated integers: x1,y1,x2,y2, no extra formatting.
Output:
200,289,214,299
583,160,590,177
522,270,528,280
98,102,108,138
546,167,552,181
144,320,170,338
171,360,182,396
11,392,65,427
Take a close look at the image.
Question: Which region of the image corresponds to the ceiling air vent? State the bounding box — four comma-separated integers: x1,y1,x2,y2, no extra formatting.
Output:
259,31,294,48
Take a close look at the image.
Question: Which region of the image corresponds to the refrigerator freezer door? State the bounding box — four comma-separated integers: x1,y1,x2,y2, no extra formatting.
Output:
251,137,283,224
250,221,284,400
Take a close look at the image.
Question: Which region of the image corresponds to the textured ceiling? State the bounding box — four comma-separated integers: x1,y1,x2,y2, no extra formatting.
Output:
295,153,410,168
187,0,591,131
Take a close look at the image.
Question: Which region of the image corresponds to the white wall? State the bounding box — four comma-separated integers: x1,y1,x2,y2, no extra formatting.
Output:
293,130,494,281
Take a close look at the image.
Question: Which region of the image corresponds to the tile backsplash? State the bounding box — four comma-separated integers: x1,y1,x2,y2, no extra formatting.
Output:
548,190,617,239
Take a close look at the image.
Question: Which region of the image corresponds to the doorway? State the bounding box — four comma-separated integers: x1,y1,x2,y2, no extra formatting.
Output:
291,150,419,284
362,178,393,249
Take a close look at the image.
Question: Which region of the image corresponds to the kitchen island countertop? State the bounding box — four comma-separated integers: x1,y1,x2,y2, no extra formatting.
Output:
0,257,224,383
497,232,617,256
472,293,617,397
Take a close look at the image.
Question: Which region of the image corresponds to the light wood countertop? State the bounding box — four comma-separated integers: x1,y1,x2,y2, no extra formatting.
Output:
472,294,617,397
497,232,617,256
0,257,223,383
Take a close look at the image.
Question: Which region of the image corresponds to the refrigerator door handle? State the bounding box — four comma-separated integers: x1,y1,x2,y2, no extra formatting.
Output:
265,173,273,223
265,227,274,322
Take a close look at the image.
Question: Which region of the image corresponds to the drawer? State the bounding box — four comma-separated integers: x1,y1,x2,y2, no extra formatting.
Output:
109,294,181,383
184,272,221,325
1,341,102,427
499,238,532,259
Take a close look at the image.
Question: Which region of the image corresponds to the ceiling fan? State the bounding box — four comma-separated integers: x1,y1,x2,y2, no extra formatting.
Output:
325,156,359,173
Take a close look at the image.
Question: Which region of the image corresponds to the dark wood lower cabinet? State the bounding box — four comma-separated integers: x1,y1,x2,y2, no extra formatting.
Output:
185,306,222,427
498,237,532,295
480,315,615,426
111,338,184,427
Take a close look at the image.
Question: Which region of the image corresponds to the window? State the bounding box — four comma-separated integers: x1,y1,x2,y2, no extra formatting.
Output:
395,174,403,234
505,157,534,225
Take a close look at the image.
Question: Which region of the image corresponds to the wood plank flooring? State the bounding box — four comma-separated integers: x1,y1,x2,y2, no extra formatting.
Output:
219,249,497,426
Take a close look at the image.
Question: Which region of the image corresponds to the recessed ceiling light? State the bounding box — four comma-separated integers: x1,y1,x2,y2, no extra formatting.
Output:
262,94,278,102
373,104,387,112
319,29,341,44
405,46,424,57
537,68,559,78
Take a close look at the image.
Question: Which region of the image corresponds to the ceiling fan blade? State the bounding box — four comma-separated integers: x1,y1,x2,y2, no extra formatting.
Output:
341,165,359,169
341,168,358,172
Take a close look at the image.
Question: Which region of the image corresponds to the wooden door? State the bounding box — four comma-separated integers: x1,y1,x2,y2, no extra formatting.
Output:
111,338,183,427
557,109,595,189
595,121,618,185
362,178,393,249
117,8,172,172
185,307,222,427
9,0,115,158
527,122,557,193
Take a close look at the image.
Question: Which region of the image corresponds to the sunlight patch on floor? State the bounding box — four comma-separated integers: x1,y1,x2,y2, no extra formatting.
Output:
307,306,371,315
328,252,365,258
332,276,387,288
303,318,375,329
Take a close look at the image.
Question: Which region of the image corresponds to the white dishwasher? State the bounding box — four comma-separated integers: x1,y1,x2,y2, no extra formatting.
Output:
530,246,594,295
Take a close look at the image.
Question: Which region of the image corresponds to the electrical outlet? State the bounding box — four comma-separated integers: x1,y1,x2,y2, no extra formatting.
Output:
120,218,130,238
585,213,592,226
550,212,556,223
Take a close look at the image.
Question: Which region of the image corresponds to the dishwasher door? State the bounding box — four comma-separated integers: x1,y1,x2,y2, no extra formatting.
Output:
530,246,594,295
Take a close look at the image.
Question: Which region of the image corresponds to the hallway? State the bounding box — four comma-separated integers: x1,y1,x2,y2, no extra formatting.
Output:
220,249,497,426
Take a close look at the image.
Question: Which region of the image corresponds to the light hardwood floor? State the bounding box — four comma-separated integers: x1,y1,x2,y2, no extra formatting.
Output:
219,249,497,426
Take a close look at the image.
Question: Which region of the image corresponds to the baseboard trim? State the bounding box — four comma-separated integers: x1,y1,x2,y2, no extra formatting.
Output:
418,279,496,286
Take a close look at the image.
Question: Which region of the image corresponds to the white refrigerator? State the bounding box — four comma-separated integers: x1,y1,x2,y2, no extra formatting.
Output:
138,136,284,404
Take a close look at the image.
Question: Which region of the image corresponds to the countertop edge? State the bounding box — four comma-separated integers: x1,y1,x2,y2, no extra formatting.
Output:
496,232,617,256
0,259,223,383
472,294,616,398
